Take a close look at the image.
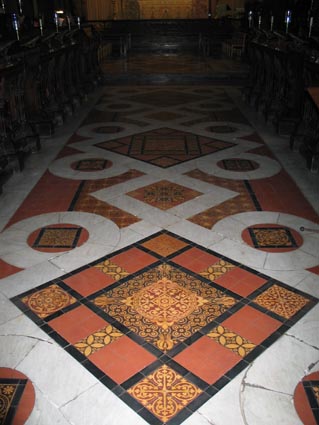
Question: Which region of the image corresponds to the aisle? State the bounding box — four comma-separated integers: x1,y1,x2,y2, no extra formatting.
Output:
0,84,318,425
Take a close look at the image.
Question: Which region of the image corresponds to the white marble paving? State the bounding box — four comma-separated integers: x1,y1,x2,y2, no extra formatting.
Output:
60,382,148,425
18,341,98,408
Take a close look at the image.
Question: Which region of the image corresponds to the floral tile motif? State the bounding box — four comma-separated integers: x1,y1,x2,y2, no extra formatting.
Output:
95,128,235,168
94,259,130,281
93,263,237,352
207,325,256,357
32,227,82,249
248,227,298,249
199,259,236,281
127,364,202,422
253,284,310,319
127,180,203,210
11,231,318,425
74,324,123,356
21,284,77,319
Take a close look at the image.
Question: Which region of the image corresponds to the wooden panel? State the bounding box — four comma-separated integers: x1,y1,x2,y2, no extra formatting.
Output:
86,0,114,20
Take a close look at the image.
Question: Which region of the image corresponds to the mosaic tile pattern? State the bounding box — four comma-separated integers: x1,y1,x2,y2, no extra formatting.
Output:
12,231,318,425
95,128,235,168
127,180,203,210
254,284,310,319
127,364,202,422
73,158,111,171
32,227,82,249
219,158,259,171
248,227,298,249
21,284,77,319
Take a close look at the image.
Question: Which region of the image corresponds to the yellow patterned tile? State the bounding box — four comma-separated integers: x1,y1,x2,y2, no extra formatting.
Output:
207,325,256,357
94,259,129,281
128,365,202,422
200,259,235,281
21,284,77,318
74,324,123,356
254,284,309,319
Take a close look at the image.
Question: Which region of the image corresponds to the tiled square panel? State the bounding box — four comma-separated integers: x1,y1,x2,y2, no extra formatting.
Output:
32,227,82,249
248,227,298,249
95,128,235,168
127,180,203,210
11,231,318,425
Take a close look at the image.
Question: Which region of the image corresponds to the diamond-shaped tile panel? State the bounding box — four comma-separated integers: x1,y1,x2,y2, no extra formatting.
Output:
127,180,203,210
95,128,235,168
126,90,208,107
93,263,236,352
145,111,183,121
127,364,202,422
254,284,309,319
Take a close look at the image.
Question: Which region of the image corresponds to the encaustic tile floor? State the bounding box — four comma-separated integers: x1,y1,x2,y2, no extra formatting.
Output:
0,83,319,425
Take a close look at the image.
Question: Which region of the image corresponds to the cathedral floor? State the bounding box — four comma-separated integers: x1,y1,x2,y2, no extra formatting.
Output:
0,76,318,424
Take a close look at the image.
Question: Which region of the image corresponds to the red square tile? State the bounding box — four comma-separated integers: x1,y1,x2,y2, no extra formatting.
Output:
112,247,157,272
63,267,115,296
174,336,240,384
89,336,156,383
173,247,220,272
222,305,282,344
215,268,267,296
49,305,107,344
